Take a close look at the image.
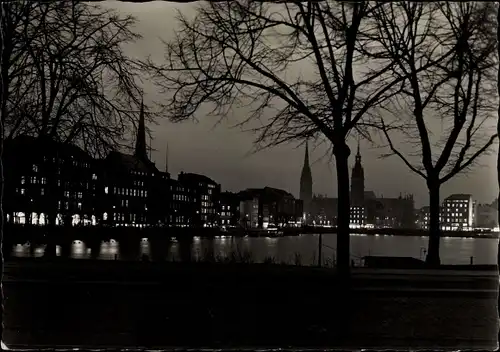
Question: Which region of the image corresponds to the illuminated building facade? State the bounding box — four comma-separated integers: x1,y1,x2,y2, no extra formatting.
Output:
99,152,160,227
219,191,241,227
178,172,221,227
310,195,338,226
441,194,474,231
4,101,223,230
308,144,415,229
416,206,431,230
349,206,366,228
239,187,303,229
168,178,197,227
4,135,102,227
100,100,163,227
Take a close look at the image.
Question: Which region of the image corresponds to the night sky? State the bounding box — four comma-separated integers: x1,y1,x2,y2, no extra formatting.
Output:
102,1,498,209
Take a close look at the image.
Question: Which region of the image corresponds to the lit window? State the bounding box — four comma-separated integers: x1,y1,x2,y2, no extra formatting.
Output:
20,188,25,195
92,174,97,180
33,164,38,172
78,202,82,210
41,188,45,195
105,187,109,195
21,176,25,184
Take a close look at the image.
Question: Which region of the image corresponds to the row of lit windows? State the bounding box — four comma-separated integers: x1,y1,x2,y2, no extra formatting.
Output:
170,215,188,223
131,170,149,176
107,187,148,198
112,213,146,222
221,205,232,211
201,195,210,201
443,219,468,224
39,159,92,169
64,191,83,199
171,185,187,192
21,176,47,185
447,213,466,217
56,201,84,211
173,194,191,202
170,203,181,210
445,203,467,208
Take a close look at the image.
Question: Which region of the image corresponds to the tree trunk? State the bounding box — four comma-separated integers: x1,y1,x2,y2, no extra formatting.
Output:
334,142,351,280
496,3,500,343
0,118,4,346
426,179,441,266
0,2,11,343
333,141,352,344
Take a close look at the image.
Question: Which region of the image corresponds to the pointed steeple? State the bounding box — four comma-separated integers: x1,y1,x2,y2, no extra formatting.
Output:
300,140,313,216
165,143,169,174
351,137,364,206
135,96,148,161
355,137,361,163
304,140,310,167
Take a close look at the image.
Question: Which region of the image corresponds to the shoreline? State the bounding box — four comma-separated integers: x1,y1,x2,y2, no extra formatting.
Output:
4,223,499,243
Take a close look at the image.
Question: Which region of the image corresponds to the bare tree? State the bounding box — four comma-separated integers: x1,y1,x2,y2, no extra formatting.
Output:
495,3,500,344
145,0,436,281
1,1,154,256
368,2,497,266
0,1,40,342
5,1,152,158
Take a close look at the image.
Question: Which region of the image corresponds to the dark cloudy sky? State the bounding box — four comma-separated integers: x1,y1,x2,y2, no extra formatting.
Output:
103,1,497,209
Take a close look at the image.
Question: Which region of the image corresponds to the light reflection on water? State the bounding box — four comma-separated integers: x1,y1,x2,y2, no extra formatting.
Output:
9,234,499,265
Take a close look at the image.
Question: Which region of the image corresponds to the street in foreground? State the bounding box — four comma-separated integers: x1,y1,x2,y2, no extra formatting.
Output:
3,259,498,350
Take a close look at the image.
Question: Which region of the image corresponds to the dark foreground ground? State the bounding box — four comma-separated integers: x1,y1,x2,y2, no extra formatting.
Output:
3,258,499,350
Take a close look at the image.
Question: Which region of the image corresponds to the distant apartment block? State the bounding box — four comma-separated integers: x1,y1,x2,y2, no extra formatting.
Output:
349,206,366,228
219,191,240,227
418,194,479,231
441,194,474,231
239,187,303,229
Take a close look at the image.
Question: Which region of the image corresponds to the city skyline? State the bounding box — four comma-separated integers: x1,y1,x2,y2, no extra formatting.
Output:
104,1,498,209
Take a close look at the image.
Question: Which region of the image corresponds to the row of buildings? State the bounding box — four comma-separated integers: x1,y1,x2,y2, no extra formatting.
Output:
298,140,498,231
5,103,304,230
417,196,498,231
299,141,416,229
6,100,496,232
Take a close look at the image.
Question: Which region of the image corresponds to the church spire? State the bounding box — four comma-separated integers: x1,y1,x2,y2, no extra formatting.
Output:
135,96,148,161
300,139,313,219
304,139,310,167
165,143,169,174
356,137,361,163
